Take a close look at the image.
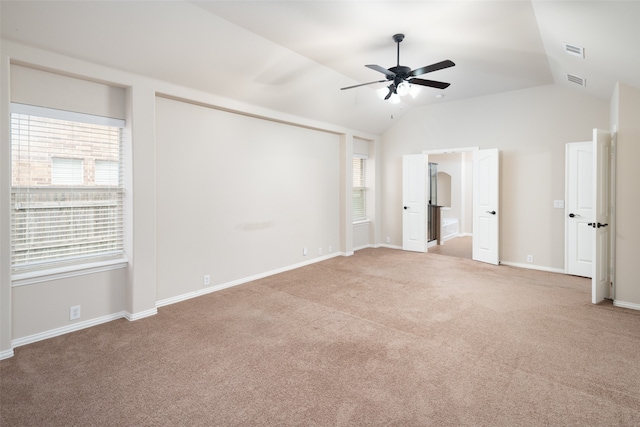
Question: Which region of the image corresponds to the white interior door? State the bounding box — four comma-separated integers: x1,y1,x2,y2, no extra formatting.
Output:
402,154,427,252
565,141,593,277
592,129,611,304
472,148,499,265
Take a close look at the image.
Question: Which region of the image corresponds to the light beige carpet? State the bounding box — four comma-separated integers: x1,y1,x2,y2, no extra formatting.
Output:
429,236,472,259
2,248,640,426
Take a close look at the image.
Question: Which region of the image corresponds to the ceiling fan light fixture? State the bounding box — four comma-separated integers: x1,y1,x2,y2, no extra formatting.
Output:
396,81,411,96
340,34,455,103
409,84,421,99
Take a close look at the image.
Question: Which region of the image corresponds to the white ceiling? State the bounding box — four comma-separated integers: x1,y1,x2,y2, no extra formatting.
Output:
2,1,639,134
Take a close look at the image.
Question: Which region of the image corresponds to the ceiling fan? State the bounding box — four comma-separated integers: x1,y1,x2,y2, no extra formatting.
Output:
341,34,455,100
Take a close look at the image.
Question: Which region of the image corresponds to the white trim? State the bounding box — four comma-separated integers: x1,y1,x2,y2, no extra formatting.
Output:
610,126,617,300
156,253,342,308
11,311,126,349
12,258,128,287
613,300,640,311
0,349,15,360
441,233,459,243
353,153,369,159
500,261,565,274
11,102,125,127
353,243,373,252
125,308,158,321
423,147,479,155
353,219,371,226
8,305,157,354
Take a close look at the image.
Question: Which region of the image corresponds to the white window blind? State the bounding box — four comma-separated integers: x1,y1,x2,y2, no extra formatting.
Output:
51,157,84,185
10,103,125,276
95,160,119,186
352,156,368,221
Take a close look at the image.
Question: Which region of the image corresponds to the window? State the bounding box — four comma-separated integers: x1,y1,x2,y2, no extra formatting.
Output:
352,155,368,222
51,157,84,185
10,103,125,277
95,160,119,186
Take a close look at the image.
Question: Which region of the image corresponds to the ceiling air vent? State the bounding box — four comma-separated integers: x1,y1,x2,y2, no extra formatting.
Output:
567,74,586,87
563,42,584,58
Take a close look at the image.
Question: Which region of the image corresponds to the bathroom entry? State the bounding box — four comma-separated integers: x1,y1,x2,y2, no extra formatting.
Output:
428,161,456,246
403,151,472,254
427,162,439,245
427,154,468,252
403,147,499,263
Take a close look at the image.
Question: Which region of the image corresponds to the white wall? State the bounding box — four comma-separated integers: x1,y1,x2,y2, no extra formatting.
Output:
612,83,640,309
0,40,376,357
154,97,340,302
382,85,609,270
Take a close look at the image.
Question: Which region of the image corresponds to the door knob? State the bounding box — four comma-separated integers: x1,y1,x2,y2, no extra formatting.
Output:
569,213,580,218
403,206,410,210
486,210,496,215
588,222,609,228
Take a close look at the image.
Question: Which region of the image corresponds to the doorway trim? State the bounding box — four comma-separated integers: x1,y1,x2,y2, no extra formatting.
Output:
422,147,479,156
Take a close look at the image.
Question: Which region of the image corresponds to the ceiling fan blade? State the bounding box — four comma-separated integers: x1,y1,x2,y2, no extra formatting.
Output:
365,64,396,78
340,80,388,90
409,60,455,77
409,78,451,89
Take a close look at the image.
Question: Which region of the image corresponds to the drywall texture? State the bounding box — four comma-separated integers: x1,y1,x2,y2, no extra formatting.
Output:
381,85,609,270
154,97,341,302
11,269,127,339
1,40,368,355
612,83,640,307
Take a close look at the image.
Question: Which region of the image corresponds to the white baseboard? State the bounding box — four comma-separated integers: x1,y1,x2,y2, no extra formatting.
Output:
11,311,127,350
125,307,158,321
353,243,373,252
499,261,565,274
6,306,161,358
613,300,640,311
0,348,15,360
156,253,341,308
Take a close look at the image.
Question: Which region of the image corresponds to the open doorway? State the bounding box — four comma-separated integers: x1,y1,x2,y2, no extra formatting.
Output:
403,147,499,264
425,150,474,260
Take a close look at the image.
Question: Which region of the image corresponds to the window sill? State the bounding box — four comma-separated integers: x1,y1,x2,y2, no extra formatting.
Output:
11,257,129,287
353,219,371,226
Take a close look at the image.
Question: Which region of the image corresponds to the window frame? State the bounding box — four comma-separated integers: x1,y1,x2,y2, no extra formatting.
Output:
352,154,369,223
10,103,128,286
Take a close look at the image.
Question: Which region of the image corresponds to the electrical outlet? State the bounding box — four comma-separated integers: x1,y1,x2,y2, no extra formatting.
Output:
318,247,323,255
70,305,81,321
386,236,391,243
527,255,534,263
329,245,332,253
203,274,211,286
303,247,308,256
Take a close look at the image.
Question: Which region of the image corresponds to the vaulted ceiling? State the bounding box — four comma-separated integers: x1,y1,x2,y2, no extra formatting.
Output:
2,1,639,134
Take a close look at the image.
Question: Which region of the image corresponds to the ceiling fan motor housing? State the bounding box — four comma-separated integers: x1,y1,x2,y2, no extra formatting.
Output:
389,66,412,79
